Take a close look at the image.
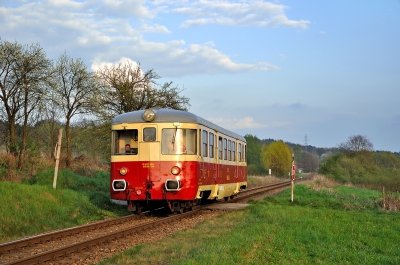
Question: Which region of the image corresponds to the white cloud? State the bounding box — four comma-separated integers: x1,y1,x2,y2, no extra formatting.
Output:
137,23,171,33
91,41,278,76
91,57,139,72
96,0,155,19
1,0,286,76
173,1,310,29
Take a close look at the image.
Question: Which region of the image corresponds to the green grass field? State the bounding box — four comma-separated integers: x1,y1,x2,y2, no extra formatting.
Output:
1,172,399,264
99,183,400,265
0,169,126,243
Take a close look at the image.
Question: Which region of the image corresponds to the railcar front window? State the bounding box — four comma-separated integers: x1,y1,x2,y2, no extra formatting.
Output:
162,129,197,155
112,129,138,155
143,127,156,142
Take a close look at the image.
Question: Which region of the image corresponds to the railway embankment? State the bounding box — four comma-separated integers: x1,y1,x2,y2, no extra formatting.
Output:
98,180,400,265
1,172,399,264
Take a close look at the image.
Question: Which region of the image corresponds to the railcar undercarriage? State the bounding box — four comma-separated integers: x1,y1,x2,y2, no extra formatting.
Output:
127,200,197,214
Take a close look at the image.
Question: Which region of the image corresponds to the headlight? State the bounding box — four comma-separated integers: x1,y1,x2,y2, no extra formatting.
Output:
165,180,180,191
143,109,156,121
120,167,127,175
112,180,127,191
171,166,181,175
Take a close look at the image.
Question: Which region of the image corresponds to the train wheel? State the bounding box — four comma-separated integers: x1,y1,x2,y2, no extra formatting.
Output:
224,197,229,201
136,204,143,214
230,195,235,199
178,202,185,214
188,201,193,211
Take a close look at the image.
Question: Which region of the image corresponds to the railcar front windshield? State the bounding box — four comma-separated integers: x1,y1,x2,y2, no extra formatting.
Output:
112,129,138,155
162,129,197,155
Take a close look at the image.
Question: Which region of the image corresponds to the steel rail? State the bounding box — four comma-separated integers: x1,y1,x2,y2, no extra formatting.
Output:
233,178,305,201
0,214,140,253
232,180,292,202
1,210,200,265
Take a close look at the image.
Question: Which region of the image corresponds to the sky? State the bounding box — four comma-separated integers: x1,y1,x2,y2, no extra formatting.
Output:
1,0,399,152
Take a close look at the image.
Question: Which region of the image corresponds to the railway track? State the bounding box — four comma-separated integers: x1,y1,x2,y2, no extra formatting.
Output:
0,180,299,265
234,179,293,201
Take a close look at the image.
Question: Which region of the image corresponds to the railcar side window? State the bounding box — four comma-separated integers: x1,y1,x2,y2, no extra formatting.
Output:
162,128,197,155
228,140,232,161
238,143,242,162
111,129,138,155
202,130,208,157
218,137,223,159
232,141,236,161
209,133,214,158
143,127,156,142
223,138,227,160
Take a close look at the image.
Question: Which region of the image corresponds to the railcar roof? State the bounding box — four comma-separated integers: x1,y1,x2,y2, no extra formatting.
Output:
112,109,246,142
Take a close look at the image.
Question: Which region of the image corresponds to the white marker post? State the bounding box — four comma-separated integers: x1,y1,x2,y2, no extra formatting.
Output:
53,129,63,189
291,153,296,202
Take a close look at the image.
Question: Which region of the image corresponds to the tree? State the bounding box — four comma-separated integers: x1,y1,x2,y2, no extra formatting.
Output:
261,140,292,177
338,134,374,153
94,61,190,120
31,91,63,159
51,52,100,167
15,44,51,168
297,151,319,172
376,151,400,170
0,40,51,168
0,40,24,155
244,134,266,175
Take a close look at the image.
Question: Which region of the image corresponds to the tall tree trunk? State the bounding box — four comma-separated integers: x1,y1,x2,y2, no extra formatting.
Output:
7,116,17,156
65,118,71,168
18,120,27,169
18,87,29,169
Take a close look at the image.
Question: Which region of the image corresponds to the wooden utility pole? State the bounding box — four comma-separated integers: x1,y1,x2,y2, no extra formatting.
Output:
53,129,63,189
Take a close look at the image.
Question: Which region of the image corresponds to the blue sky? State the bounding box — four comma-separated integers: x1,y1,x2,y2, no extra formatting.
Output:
1,0,399,152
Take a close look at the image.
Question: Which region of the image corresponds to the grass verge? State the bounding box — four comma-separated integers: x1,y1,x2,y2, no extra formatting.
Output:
0,169,127,243
98,183,400,265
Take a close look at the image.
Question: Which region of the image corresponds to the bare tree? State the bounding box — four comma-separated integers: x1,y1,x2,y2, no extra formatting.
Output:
0,40,51,167
51,52,100,167
0,40,24,155
338,134,374,153
298,151,319,172
16,44,52,168
29,95,63,159
94,61,190,120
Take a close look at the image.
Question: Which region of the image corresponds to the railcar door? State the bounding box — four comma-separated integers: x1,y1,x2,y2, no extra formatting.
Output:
201,129,217,185
138,126,161,182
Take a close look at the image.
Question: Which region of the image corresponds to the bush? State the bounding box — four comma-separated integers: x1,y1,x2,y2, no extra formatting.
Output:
247,164,268,176
318,151,400,192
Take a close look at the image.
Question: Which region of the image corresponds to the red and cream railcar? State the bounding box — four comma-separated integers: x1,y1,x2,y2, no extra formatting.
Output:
110,109,247,213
